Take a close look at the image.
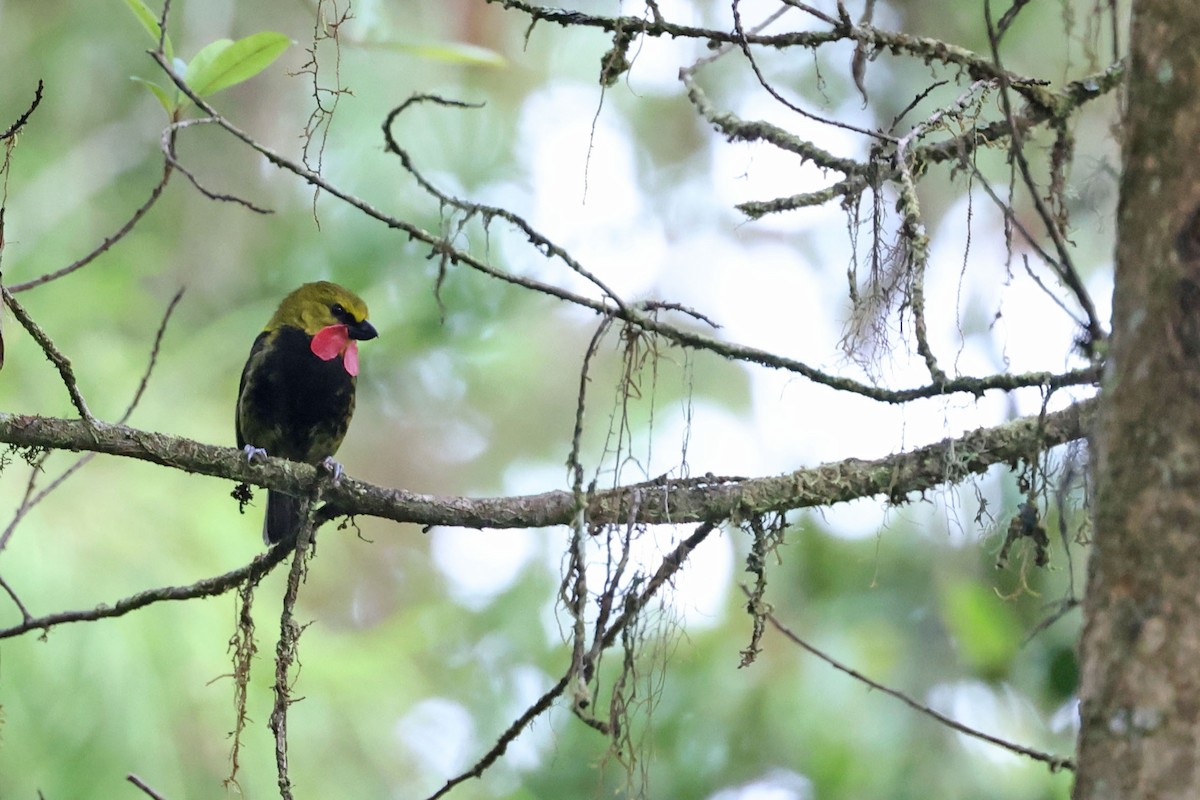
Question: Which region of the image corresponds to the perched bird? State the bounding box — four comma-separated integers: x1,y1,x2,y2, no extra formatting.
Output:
236,281,378,545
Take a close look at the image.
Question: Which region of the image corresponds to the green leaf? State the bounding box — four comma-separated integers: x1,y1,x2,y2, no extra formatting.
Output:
187,31,290,97
123,0,160,40
391,40,507,68
122,0,173,62
939,580,1021,681
183,38,233,93
130,76,175,113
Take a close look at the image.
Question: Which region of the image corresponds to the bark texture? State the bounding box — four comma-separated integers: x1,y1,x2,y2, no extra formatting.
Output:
1075,1,1200,796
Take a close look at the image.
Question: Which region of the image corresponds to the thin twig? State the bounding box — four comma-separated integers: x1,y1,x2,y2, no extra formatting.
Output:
9,158,173,292
0,545,290,639
0,458,52,557
735,60,1124,219
0,289,183,555
381,94,628,313
968,163,1086,328
161,118,273,214
150,49,1096,405
888,80,951,133
984,0,1104,352
156,0,171,55
891,126,944,384
121,288,184,422
1,288,93,420
729,0,892,141
996,0,1035,37
126,774,168,800
779,0,838,26
297,0,355,222
0,80,45,142
562,316,612,711
424,672,572,800
269,530,310,800
225,578,260,791
0,574,32,623
426,521,717,799
748,586,1076,772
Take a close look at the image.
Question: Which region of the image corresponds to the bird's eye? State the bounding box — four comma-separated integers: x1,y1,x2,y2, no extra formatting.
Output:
330,303,348,321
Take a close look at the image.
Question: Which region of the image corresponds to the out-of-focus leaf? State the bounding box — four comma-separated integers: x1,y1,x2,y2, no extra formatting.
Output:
1044,643,1079,703
187,32,290,97
122,0,174,62
130,77,174,113
388,40,507,68
122,0,159,39
939,580,1021,680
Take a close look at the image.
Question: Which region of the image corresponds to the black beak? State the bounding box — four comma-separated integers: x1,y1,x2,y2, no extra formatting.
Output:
350,319,378,341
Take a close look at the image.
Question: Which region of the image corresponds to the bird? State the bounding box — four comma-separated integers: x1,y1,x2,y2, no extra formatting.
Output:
235,281,378,545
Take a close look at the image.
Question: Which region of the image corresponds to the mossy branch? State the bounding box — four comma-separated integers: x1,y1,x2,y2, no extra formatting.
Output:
0,398,1094,533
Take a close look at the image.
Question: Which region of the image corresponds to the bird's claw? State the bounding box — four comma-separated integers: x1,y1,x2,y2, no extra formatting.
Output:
242,444,268,463
319,456,344,482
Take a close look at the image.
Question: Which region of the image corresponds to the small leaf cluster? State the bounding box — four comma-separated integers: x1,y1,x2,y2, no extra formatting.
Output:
124,0,289,115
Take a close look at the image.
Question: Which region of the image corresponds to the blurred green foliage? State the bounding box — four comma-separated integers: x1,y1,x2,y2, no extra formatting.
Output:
0,1,1109,798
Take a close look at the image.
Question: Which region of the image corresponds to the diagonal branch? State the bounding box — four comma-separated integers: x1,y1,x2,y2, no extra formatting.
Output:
425,521,717,800
753,588,1076,772
1,289,94,420
0,288,183,556
9,157,174,292
0,80,44,142
147,49,1098,405
0,545,290,639
984,0,1105,352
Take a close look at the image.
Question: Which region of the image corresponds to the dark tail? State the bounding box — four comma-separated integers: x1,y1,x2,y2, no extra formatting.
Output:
264,490,303,545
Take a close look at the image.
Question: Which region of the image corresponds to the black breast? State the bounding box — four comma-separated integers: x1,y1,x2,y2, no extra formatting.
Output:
238,325,357,463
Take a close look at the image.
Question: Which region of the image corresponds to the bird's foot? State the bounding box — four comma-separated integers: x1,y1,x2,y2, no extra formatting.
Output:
242,444,268,463
319,456,345,482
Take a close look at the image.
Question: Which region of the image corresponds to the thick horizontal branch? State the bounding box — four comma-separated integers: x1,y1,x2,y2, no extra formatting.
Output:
0,398,1094,531
485,0,1045,88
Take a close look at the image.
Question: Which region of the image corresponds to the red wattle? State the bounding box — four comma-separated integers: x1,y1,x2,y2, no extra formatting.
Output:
343,341,360,376
311,324,350,361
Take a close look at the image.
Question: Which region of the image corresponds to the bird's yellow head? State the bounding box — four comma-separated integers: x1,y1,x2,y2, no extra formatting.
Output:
267,281,371,335
266,281,378,376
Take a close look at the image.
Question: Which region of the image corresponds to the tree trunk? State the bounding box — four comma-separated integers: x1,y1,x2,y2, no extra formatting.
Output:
1075,1,1200,796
